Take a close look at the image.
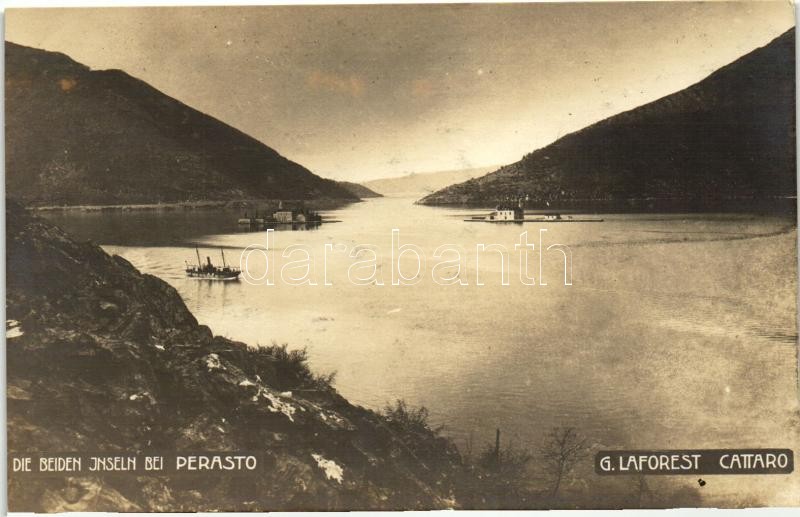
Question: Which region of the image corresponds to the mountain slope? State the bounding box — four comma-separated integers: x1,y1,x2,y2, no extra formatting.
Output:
5,42,357,206
420,29,796,212
336,181,383,198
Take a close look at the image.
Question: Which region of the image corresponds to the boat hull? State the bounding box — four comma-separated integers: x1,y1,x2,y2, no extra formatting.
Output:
186,272,241,280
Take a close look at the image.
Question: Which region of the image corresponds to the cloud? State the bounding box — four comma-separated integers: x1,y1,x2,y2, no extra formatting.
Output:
306,70,365,98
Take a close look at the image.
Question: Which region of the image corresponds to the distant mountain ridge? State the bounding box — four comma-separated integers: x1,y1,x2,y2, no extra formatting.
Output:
420,29,796,212
364,166,498,197
5,41,357,206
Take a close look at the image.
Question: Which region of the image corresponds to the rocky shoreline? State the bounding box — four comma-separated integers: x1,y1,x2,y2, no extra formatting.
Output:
6,201,464,511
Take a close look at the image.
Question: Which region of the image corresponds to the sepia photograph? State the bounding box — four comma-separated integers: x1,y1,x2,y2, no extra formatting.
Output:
4,0,798,512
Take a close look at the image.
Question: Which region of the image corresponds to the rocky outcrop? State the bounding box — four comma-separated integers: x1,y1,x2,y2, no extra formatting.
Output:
6,202,461,511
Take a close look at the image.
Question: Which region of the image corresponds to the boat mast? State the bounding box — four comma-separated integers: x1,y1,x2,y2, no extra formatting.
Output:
221,249,227,268
195,246,202,268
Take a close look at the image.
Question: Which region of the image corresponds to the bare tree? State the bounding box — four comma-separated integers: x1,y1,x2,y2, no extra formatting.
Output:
462,430,475,464
540,427,588,499
474,429,533,508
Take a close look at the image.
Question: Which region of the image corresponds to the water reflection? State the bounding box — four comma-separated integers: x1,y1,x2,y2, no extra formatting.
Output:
236,221,327,233
39,208,337,246
43,197,799,506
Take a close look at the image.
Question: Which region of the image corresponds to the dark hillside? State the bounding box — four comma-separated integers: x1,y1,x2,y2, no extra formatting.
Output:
420,29,796,212
5,42,356,206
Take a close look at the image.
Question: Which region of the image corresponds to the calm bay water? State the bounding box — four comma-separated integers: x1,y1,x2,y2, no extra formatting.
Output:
43,197,799,506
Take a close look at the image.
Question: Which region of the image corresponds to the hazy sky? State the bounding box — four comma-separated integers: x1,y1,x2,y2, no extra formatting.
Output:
6,2,795,181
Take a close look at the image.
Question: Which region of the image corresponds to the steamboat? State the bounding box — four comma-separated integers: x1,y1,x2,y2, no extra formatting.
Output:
186,247,241,280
